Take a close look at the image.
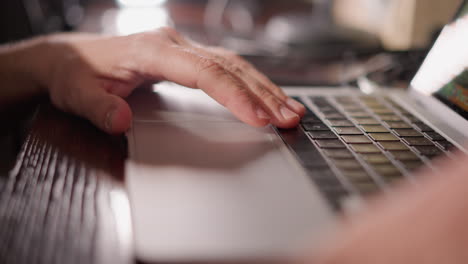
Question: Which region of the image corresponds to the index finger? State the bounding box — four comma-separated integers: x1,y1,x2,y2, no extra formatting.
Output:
137,44,293,128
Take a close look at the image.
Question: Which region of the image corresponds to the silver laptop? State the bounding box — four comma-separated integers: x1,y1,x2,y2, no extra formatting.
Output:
122,2,468,262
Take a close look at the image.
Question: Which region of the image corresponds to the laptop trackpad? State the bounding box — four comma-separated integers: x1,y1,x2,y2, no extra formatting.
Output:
125,121,335,262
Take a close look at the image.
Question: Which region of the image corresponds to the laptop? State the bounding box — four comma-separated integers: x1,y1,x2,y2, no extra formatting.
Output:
123,1,468,262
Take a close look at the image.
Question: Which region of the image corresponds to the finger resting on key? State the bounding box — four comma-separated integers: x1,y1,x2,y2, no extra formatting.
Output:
142,45,272,127
208,47,306,117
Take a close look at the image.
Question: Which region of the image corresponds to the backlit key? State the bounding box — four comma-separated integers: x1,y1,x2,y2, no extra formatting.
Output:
378,142,409,151
341,135,372,144
349,144,381,153
361,125,389,133
368,133,399,142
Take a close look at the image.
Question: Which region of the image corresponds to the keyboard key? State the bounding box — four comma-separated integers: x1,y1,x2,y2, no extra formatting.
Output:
363,101,385,107
307,169,345,193
300,108,321,121
341,170,372,183
278,127,311,148
368,133,399,142
310,175,342,190
388,151,420,161
326,120,354,127
323,113,346,119
341,135,372,144
349,144,381,153
318,107,338,113
360,125,389,133
413,122,434,132
404,115,421,123
372,108,394,115
302,122,330,131
322,149,355,159
313,104,334,110
316,139,346,149
365,102,387,109
310,96,328,104
379,115,403,122
435,140,456,151
334,159,363,170
333,127,363,135
335,96,357,103
400,160,424,171
348,111,371,117
393,129,423,137
359,95,379,102
360,153,392,164
398,107,412,116
413,145,443,156
378,141,409,151
278,128,329,168
352,117,380,125
385,121,412,129
301,116,322,123
383,97,399,106
295,149,329,167
424,131,445,141
279,127,319,145
342,103,363,109
372,164,403,177
402,137,433,146
308,131,338,139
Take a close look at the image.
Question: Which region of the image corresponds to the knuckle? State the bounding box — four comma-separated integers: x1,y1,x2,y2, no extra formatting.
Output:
223,62,243,76
157,26,179,37
156,26,184,43
256,86,275,101
254,86,282,106
212,54,228,65
232,67,243,77
197,57,226,77
224,87,252,108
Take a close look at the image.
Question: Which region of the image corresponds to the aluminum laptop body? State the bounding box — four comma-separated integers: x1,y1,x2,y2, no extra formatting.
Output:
122,2,468,262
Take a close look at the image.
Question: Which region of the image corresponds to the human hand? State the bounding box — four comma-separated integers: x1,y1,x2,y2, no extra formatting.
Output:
29,28,304,134
300,152,468,264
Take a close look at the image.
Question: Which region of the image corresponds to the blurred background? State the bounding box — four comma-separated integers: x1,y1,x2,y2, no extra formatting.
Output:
1,0,462,87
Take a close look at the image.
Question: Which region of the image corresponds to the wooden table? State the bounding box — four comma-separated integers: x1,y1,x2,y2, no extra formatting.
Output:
0,100,132,264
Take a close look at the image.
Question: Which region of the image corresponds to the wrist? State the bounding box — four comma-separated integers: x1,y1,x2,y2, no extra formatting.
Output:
21,35,61,93
0,36,54,97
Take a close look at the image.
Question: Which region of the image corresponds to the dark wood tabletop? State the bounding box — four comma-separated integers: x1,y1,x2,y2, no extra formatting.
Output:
0,99,132,264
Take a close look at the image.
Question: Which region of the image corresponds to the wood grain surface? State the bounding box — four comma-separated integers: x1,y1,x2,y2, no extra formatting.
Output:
0,101,130,264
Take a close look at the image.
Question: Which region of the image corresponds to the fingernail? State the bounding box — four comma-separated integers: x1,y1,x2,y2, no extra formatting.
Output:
105,108,116,131
256,106,270,120
286,98,305,112
280,105,299,120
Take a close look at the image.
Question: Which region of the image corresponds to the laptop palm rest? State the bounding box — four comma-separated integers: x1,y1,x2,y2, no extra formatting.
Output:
124,85,335,262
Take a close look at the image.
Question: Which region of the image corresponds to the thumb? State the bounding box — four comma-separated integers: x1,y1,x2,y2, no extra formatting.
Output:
72,86,133,134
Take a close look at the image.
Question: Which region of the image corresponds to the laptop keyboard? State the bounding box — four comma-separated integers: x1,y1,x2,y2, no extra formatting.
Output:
277,95,459,210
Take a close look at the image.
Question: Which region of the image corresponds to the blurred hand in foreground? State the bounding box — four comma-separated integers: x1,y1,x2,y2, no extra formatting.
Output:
0,27,305,134
301,152,468,264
